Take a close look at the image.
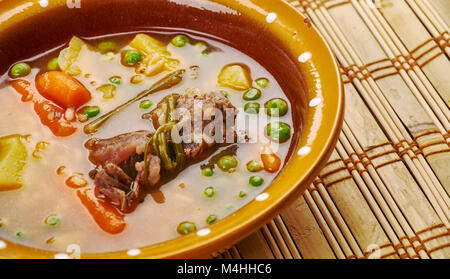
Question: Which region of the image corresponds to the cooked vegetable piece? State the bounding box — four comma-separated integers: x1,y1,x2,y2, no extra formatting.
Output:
12,79,78,136
47,58,59,71
129,34,180,76
206,214,217,224
217,155,238,173
0,135,27,191
139,100,153,110
246,160,263,172
84,69,185,134
201,167,214,177
0,217,5,228
122,50,142,66
58,36,85,76
36,71,91,109
218,64,252,90
77,189,126,234
239,191,247,198
96,84,116,99
203,186,215,198
265,98,288,116
98,41,116,53
44,214,61,227
255,78,269,88
130,75,144,84
266,122,291,143
261,146,281,173
243,88,261,101
171,35,190,47
244,102,260,114
109,76,121,85
10,62,31,78
249,176,264,187
15,231,25,238
65,175,88,188
177,221,196,235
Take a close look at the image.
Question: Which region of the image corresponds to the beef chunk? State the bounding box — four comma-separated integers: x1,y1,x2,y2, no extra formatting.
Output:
86,89,237,212
85,131,150,165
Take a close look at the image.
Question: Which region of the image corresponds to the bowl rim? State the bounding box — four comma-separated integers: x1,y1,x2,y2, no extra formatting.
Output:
0,0,344,259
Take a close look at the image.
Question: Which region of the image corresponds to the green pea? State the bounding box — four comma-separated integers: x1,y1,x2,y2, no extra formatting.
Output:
15,231,25,238
203,186,215,198
139,100,154,110
243,88,261,101
217,155,238,172
109,76,122,85
239,191,247,198
244,102,260,114
201,167,214,177
220,90,229,98
84,106,101,118
225,204,234,210
45,214,61,227
266,122,291,143
255,78,269,88
98,41,117,53
249,176,264,187
171,35,190,47
265,98,288,116
195,41,207,51
246,160,263,172
47,57,59,70
10,62,31,78
123,50,142,66
177,221,196,235
206,214,217,224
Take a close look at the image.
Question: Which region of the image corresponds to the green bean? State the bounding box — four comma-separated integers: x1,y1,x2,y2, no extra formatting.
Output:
84,69,185,134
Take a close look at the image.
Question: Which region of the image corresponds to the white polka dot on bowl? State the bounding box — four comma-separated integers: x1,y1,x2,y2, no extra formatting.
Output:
298,52,312,63
39,0,48,7
298,146,311,156
309,97,322,107
127,248,141,256
266,13,277,23
0,240,6,249
54,253,70,259
197,228,211,236
256,193,269,201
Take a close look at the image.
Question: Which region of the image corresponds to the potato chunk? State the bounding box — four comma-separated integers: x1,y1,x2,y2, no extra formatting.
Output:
129,34,180,76
58,36,85,76
0,135,28,191
218,64,252,90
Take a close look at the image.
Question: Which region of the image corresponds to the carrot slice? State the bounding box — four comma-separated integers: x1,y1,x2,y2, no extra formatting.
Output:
36,71,91,109
261,146,281,173
11,79,78,137
77,189,126,234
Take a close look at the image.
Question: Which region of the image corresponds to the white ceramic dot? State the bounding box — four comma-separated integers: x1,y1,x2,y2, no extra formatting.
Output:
256,193,269,201
266,13,277,23
309,98,322,107
197,228,211,236
298,52,312,63
54,253,70,259
127,248,141,256
39,0,49,7
0,240,6,249
298,146,311,156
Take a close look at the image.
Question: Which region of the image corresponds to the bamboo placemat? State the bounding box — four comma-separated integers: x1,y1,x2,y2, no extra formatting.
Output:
219,0,450,259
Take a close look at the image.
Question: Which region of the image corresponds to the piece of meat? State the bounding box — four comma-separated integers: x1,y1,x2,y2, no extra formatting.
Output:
86,89,237,213
152,89,237,160
85,131,150,165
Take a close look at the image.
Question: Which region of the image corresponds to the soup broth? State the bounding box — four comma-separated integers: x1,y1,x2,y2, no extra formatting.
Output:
0,31,296,253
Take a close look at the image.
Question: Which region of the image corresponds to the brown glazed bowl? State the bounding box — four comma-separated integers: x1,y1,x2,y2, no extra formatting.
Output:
0,0,343,258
